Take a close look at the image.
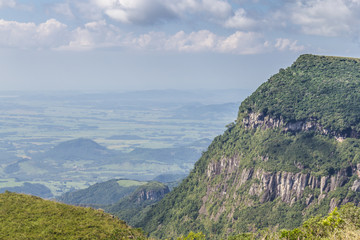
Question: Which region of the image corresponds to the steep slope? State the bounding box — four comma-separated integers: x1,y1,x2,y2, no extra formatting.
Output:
0,191,145,239
140,55,360,239
105,182,170,227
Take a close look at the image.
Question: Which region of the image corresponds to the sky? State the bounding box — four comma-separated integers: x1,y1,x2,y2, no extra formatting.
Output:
1,0,360,92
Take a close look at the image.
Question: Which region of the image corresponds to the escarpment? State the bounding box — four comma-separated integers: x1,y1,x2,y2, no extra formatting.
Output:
140,55,360,239
205,157,359,208
132,184,170,203
242,111,360,139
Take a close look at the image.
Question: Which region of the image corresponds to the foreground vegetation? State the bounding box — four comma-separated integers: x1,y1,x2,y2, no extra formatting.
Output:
226,203,360,239
176,203,360,239
0,191,145,239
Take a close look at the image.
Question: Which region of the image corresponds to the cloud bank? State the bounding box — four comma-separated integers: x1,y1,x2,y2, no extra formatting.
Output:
0,18,303,54
5,0,360,53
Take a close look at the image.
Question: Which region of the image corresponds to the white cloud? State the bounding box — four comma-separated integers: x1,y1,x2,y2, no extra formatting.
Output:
103,0,176,24
218,31,269,54
224,8,257,29
0,0,15,8
61,20,123,50
87,0,233,25
0,18,304,54
0,19,67,49
275,38,304,52
286,0,360,37
130,30,270,54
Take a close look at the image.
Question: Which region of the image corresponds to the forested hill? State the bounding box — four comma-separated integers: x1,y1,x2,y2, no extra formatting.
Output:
238,54,360,137
139,55,360,239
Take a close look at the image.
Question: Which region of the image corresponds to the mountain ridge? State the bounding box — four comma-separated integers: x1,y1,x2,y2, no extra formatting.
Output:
139,54,360,239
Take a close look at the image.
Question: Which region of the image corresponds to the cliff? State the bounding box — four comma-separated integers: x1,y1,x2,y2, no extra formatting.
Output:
139,55,360,239
105,182,170,227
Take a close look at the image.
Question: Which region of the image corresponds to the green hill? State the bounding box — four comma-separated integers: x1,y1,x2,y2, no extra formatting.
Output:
0,191,145,239
139,55,360,239
57,179,148,205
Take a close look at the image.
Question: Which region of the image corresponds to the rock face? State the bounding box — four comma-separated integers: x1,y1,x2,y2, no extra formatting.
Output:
206,158,356,207
132,185,170,203
242,112,360,139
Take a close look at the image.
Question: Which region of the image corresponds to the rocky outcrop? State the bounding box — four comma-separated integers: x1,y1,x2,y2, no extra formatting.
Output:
132,186,170,203
242,112,360,139
206,158,357,208
247,168,352,204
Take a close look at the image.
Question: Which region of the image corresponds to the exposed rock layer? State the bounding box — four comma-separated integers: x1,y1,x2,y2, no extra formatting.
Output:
204,156,360,214
242,112,360,139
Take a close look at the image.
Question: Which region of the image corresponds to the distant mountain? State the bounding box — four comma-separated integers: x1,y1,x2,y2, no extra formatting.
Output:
152,173,187,190
107,135,144,140
170,102,239,120
139,55,360,239
0,192,145,239
39,138,113,161
152,173,187,183
56,179,147,205
0,182,52,198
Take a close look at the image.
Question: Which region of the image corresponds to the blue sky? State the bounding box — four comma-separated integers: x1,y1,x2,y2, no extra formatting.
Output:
1,0,360,91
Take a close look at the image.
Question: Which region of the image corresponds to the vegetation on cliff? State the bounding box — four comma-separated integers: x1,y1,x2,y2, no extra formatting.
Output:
238,55,360,136
139,55,360,239
105,182,170,227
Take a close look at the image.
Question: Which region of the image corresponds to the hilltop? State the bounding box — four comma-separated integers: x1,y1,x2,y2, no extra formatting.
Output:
0,191,145,239
139,55,360,239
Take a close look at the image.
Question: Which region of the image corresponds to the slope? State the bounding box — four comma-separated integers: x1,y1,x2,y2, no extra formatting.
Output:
0,191,145,239
105,181,170,227
139,55,360,239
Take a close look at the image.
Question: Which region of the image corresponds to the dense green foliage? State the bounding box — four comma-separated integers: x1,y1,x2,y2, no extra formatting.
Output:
206,125,360,175
139,55,360,239
228,203,360,239
57,179,145,205
238,55,360,135
0,191,145,239
279,203,360,239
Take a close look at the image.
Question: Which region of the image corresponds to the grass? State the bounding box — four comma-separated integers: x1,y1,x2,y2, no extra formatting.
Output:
0,191,146,239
